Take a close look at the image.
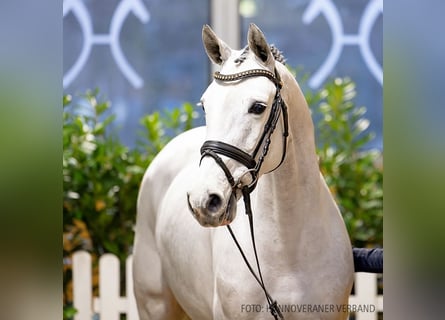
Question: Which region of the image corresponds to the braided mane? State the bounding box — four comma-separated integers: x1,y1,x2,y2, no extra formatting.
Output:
269,45,286,65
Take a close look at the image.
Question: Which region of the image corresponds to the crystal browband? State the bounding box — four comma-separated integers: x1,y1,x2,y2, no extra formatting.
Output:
214,69,282,87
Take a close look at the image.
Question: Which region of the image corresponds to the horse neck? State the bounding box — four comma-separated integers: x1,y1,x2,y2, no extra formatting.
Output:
253,65,328,244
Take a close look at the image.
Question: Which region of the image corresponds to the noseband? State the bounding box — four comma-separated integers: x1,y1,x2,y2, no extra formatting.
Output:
200,68,289,193
199,67,288,320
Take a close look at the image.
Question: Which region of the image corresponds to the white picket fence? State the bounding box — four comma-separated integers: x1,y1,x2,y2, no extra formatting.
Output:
71,251,383,320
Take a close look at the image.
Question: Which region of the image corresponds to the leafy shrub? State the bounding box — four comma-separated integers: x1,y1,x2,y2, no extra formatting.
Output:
306,78,383,247
63,90,198,317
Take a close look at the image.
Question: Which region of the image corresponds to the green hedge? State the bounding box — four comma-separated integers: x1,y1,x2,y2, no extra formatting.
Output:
63,90,197,262
306,78,383,247
62,90,197,317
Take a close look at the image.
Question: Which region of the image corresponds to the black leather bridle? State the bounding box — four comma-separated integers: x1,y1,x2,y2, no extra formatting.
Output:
201,68,289,193
199,67,288,319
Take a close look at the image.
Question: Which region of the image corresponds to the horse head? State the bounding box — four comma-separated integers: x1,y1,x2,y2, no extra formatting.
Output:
187,24,288,227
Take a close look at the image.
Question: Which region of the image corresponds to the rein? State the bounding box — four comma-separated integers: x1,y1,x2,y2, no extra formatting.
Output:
200,67,288,320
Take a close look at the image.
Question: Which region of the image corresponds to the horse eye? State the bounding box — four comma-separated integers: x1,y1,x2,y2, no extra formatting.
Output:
248,102,267,115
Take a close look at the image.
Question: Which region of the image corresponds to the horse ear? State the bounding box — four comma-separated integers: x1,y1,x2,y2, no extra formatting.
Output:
202,25,231,65
247,23,274,68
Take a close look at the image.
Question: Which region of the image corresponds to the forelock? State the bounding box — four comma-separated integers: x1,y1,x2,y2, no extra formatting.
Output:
233,45,286,65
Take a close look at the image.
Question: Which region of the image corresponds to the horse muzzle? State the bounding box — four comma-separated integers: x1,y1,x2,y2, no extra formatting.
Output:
187,191,237,227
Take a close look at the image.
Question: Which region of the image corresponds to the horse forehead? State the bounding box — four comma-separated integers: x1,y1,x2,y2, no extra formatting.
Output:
202,53,276,105
202,66,276,103
222,53,267,74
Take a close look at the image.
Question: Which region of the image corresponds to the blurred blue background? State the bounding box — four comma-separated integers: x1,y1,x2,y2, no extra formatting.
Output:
63,0,382,149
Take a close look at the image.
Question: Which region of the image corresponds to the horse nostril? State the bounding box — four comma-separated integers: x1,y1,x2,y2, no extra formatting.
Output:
207,193,222,213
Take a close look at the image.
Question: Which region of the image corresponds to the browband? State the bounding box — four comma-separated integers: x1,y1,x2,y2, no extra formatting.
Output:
214,69,283,88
